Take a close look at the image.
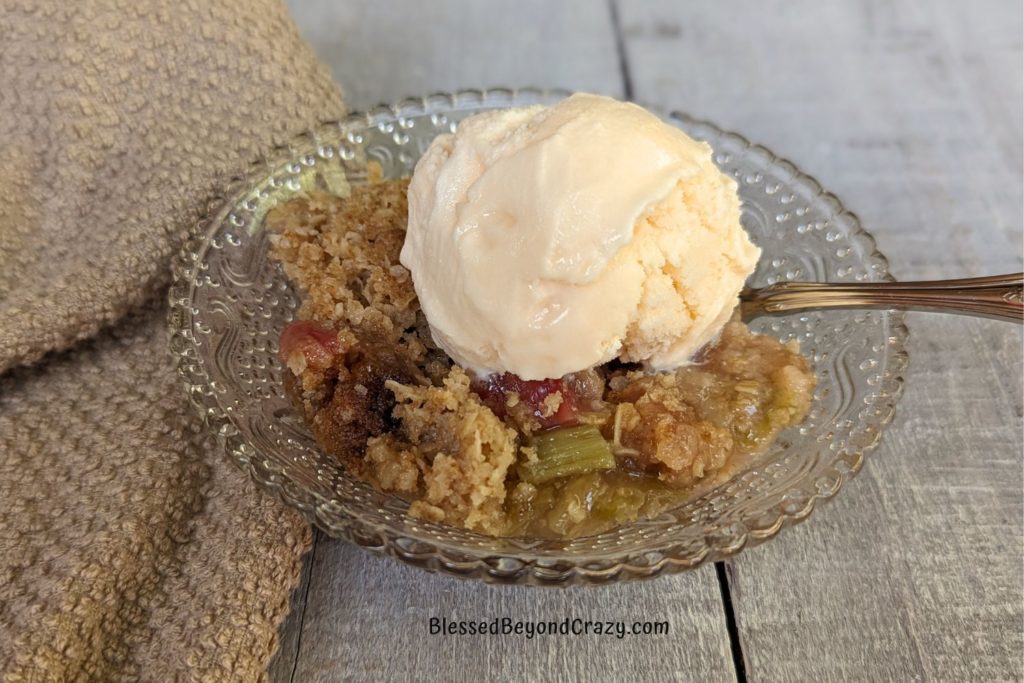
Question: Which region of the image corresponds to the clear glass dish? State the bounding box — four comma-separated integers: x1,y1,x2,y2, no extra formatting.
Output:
168,88,908,585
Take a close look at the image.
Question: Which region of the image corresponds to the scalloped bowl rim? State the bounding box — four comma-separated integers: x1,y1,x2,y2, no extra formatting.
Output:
167,87,909,585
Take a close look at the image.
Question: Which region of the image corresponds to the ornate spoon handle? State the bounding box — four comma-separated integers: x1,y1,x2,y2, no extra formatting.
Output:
741,273,1024,323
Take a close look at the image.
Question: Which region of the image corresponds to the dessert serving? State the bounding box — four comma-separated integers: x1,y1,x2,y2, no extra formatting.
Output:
267,94,816,538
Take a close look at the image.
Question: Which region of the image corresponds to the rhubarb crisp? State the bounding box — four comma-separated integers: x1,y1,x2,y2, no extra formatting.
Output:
267,179,815,538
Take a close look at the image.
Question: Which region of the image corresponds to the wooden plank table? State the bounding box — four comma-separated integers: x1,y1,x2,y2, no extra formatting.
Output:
271,2,1023,680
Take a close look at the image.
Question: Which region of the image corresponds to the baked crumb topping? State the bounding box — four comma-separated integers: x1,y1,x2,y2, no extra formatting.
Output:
268,180,815,538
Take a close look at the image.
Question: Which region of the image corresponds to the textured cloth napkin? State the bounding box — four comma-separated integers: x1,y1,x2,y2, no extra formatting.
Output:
0,0,344,679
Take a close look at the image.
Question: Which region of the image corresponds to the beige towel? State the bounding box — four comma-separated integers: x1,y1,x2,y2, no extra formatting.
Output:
0,0,344,679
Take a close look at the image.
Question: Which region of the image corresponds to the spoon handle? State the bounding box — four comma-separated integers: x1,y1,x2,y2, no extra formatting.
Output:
741,273,1024,323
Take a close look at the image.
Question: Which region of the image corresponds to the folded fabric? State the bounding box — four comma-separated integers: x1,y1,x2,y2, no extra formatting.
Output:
0,0,345,679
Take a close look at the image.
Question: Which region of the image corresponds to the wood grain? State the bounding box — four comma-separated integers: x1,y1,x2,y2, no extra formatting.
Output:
282,541,734,682
620,0,1023,680
267,530,317,683
285,0,626,109
273,1,1023,680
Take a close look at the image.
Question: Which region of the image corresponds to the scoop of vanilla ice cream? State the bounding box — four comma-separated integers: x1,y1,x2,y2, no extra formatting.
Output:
401,93,760,380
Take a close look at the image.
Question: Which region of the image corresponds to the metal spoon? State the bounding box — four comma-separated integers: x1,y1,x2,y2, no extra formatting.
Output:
741,273,1023,323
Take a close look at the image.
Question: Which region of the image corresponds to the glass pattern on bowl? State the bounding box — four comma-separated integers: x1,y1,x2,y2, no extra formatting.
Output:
168,88,908,585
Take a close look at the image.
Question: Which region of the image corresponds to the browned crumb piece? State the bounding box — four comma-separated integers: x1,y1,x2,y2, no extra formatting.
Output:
266,180,446,373
270,181,522,533
306,329,424,464
606,321,815,487
365,369,518,535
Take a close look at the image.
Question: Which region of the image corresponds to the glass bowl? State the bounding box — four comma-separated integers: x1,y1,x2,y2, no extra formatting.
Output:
168,88,908,585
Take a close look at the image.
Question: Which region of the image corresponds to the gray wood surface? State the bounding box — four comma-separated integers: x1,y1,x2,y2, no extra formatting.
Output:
272,1,1023,680
617,2,1023,680
279,531,733,682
